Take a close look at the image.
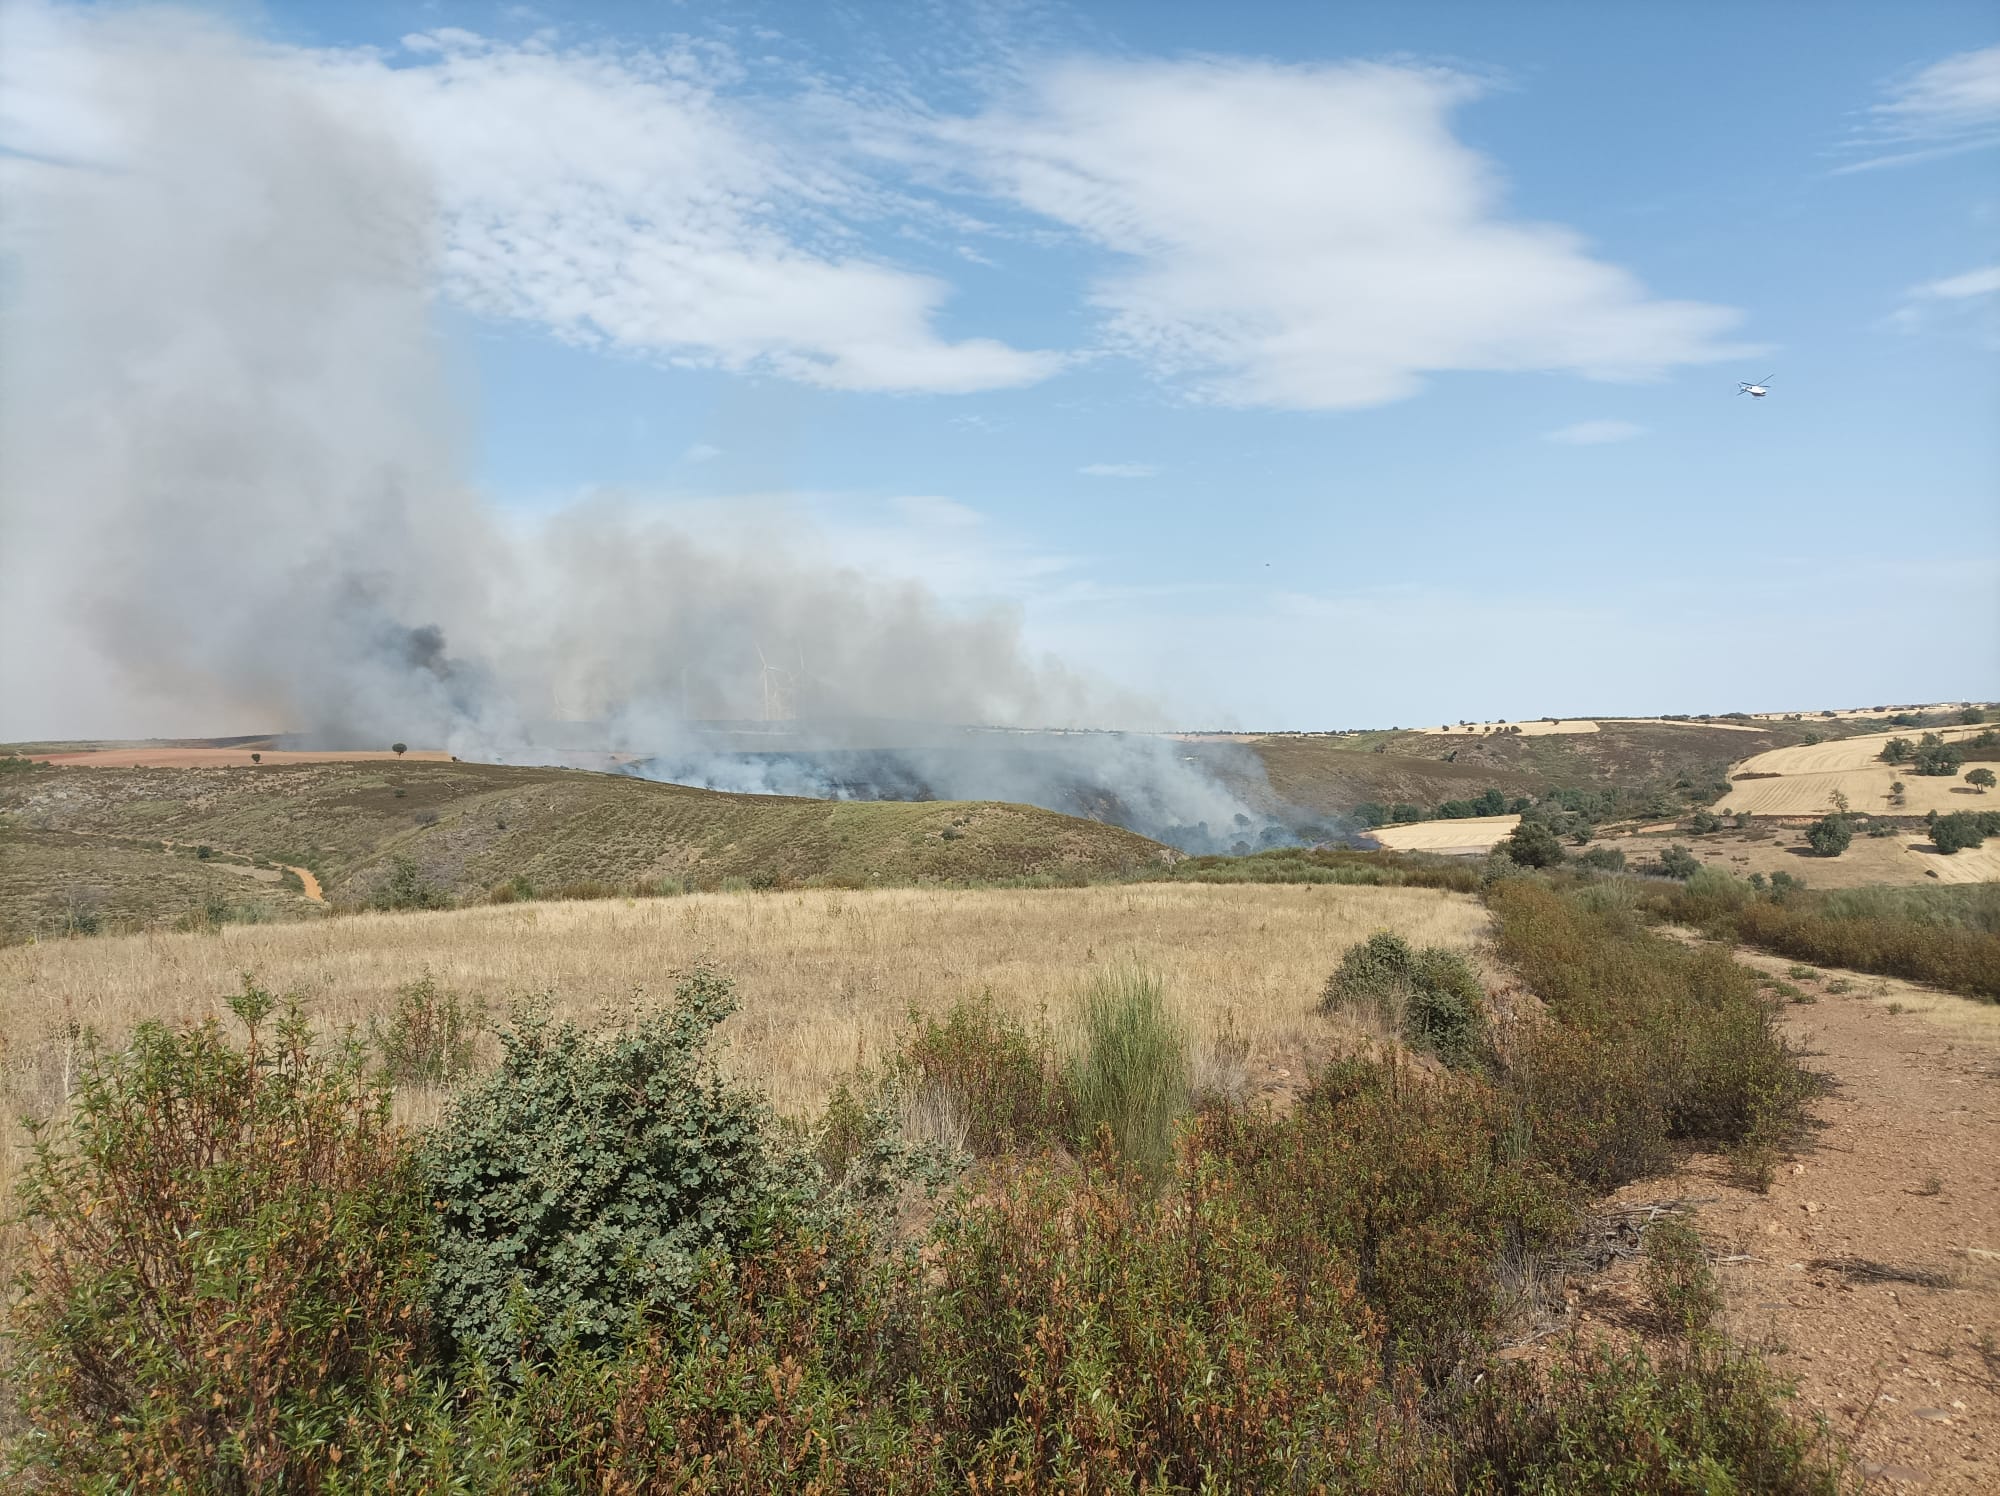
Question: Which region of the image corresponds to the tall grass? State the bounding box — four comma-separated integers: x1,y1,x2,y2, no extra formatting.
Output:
1065,967,1191,1178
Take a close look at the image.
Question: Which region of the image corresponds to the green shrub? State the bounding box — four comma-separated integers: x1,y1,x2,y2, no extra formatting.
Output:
1065,968,1190,1180
1320,932,1490,1068
1968,767,1996,791
1913,737,1964,776
1804,813,1852,858
1577,845,1626,873
1656,844,1701,880
1502,819,1567,868
1933,809,2000,855
1880,736,1913,764
1690,809,1721,834
7,980,428,1492
1643,1215,1722,1335
373,970,483,1085
1453,1337,1847,1494
424,966,814,1369
372,855,452,911
887,997,1070,1157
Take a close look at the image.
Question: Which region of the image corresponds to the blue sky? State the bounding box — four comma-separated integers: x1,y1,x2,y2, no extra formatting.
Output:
7,0,1998,732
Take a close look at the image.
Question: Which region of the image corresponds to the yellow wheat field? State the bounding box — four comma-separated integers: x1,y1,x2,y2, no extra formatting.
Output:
1721,725,1992,818
1365,815,1519,853
0,882,1491,1126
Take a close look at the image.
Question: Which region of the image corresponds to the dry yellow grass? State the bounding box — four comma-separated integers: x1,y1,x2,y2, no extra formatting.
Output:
27,747,454,768
0,882,1489,1130
1721,725,1991,818
1365,815,1519,853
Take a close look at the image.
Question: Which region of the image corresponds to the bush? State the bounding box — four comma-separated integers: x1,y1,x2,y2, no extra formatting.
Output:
1690,809,1721,834
1577,845,1626,873
1643,1215,1722,1335
1968,767,1996,792
425,966,814,1369
1453,1338,1847,1494
372,855,452,911
1932,809,2000,855
373,969,483,1085
886,997,1070,1157
1804,813,1852,858
1880,736,1913,764
8,980,428,1491
1913,736,1964,776
1656,844,1701,879
1502,819,1567,868
1066,968,1190,1179
1320,932,1490,1069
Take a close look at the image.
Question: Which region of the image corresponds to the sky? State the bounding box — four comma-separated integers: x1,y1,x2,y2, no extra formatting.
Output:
4,0,1997,733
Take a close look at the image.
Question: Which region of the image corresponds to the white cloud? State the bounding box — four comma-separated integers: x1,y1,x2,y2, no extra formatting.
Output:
948,58,1746,410
1909,264,2000,300
1545,419,1645,445
1,9,1060,397
1840,44,2000,171
1890,263,2000,344
683,442,723,463
1080,462,1160,478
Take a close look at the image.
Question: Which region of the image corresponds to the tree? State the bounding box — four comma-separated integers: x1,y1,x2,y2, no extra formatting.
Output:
1502,819,1566,869
1931,812,1994,855
1968,768,1997,793
1913,740,1964,777
249,752,261,764
1889,781,1906,803
1689,809,1721,834
1804,814,1852,858
1656,844,1701,880
1879,737,1913,764
391,742,408,757
1959,706,1986,725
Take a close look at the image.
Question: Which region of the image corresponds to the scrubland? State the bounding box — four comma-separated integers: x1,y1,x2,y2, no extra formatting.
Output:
3,866,1865,1492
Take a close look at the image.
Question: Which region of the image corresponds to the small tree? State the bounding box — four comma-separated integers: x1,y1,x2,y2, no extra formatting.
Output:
1968,768,1997,793
1502,819,1566,869
1804,814,1852,858
1959,706,1985,725
250,752,261,764
1656,844,1701,880
391,741,408,757
1913,740,1964,777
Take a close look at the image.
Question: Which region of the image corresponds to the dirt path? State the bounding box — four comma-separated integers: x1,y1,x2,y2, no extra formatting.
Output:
282,864,324,902
1575,951,2000,1491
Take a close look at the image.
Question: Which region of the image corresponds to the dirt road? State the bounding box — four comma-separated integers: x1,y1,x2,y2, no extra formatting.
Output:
1576,952,2000,1491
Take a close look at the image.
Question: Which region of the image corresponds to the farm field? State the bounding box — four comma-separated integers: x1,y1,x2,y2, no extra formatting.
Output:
1601,823,1986,888
0,879,1487,1126
1364,814,1519,853
1720,724,1993,817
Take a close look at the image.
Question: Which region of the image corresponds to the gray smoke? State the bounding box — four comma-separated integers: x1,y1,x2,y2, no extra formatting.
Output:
0,3,1285,850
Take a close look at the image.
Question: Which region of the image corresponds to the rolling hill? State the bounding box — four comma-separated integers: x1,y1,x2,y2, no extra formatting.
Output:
0,758,1174,941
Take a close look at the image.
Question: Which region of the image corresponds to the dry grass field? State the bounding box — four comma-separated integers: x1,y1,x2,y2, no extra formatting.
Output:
1603,824,1992,888
0,880,1488,1120
1365,815,1519,853
25,747,454,768
1720,724,1992,817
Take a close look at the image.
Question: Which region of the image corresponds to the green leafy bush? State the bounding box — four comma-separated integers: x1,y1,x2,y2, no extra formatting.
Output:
1804,813,1852,858
1968,767,1997,791
1320,932,1490,1068
373,969,484,1085
8,980,428,1492
1577,845,1626,873
424,965,813,1369
1656,843,1701,879
1502,819,1567,868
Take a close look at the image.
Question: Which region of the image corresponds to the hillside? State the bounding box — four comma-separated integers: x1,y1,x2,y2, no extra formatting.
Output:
1210,716,1841,824
0,759,1174,941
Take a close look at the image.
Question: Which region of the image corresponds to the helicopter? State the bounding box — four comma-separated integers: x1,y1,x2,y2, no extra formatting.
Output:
1737,376,1773,398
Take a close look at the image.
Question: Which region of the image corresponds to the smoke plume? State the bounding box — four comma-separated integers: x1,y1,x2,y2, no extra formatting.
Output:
0,3,1280,849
